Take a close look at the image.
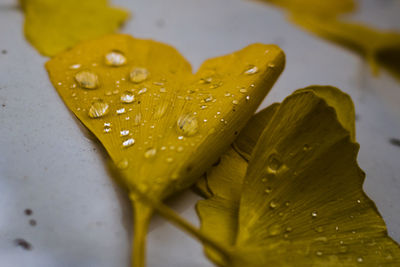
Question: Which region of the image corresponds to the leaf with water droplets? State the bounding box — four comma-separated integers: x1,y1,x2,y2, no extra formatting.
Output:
196,86,400,266
45,34,285,267
20,0,129,56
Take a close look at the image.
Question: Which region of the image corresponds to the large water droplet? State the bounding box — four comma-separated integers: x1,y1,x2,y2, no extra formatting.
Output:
130,67,149,83
75,70,99,89
120,91,135,103
122,138,135,148
105,50,127,67
311,211,318,218
177,113,199,137
267,153,282,174
88,100,109,118
144,147,157,159
244,65,259,75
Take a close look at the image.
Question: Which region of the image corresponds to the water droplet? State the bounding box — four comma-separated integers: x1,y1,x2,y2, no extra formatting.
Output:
105,50,127,66
120,91,135,103
267,153,282,174
244,65,259,75
116,107,126,114
166,157,174,163
88,100,109,118
130,67,149,83
138,88,147,95
311,211,318,218
265,187,272,194
177,136,184,140
357,257,364,263
356,199,361,204
268,224,281,236
239,88,247,94
315,251,323,256
204,95,214,102
200,105,207,110
268,63,276,68
144,147,157,158
209,82,222,89
177,146,184,152
177,114,199,137
122,138,135,148
69,64,81,69
117,158,129,169
246,95,250,101
75,70,99,89
104,127,111,133
199,77,212,84
120,130,130,136
232,100,239,105
159,87,167,93
269,200,279,209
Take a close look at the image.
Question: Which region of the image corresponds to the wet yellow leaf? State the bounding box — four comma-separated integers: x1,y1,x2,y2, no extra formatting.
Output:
45,34,285,266
20,0,129,56
197,86,400,266
290,15,400,81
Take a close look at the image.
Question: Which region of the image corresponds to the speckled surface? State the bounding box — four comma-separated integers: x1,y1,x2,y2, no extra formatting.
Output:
0,0,399,266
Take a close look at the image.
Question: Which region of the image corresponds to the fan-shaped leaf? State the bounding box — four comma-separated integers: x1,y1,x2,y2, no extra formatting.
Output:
197,86,400,266
20,0,129,56
45,34,285,266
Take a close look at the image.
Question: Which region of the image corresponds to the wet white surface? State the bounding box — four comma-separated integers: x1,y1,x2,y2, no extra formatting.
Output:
0,0,399,266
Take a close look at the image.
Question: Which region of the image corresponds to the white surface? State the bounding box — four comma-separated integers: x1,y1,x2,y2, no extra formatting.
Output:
0,0,399,266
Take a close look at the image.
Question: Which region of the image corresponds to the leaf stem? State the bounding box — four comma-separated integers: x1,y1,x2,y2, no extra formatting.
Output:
129,188,232,265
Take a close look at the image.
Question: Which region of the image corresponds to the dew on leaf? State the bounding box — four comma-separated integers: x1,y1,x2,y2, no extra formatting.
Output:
116,107,126,114
244,65,259,75
117,158,129,169
268,223,282,236
177,113,199,137
75,70,99,89
144,148,157,159
120,130,130,136
122,138,135,148
88,100,109,118
130,67,149,83
267,153,282,173
105,50,127,67
120,91,135,103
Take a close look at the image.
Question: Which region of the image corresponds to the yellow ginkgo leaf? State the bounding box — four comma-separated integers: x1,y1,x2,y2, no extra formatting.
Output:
257,0,355,17
20,0,129,56
290,15,400,81
197,86,400,266
45,34,285,267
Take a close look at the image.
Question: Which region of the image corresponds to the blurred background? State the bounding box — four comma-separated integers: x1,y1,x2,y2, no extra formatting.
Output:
0,0,399,266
